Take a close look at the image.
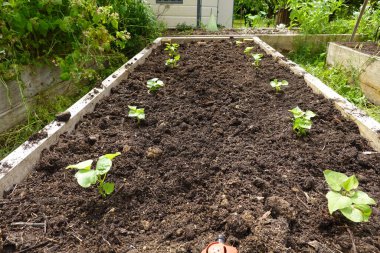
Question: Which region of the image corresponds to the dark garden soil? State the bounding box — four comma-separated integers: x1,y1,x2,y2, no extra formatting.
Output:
339,42,380,56
1,40,380,253
163,28,295,36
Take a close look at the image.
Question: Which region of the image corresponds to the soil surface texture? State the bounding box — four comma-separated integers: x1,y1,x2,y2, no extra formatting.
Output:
1,40,380,253
163,28,295,36
339,42,380,56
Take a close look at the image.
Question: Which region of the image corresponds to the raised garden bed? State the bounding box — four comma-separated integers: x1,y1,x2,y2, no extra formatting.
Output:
0,38,380,252
327,42,380,106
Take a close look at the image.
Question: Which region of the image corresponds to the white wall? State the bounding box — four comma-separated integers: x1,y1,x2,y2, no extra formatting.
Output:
146,0,233,28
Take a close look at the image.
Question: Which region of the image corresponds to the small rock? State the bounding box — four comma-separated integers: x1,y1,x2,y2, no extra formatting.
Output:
220,198,229,207
141,220,151,230
87,135,98,145
123,144,131,153
146,147,163,158
175,228,184,237
55,111,71,122
302,178,315,191
266,196,294,218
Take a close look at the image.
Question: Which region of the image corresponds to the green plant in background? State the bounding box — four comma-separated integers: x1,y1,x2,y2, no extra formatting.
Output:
66,152,121,197
164,43,180,68
252,53,263,67
270,79,288,93
147,78,164,93
324,170,377,222
289,106,316,136
128,105,145,124
244,46,254,56
288,43,380,123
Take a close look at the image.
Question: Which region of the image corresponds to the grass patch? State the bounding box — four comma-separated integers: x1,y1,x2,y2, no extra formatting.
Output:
288,44,380,123
0,83,91,160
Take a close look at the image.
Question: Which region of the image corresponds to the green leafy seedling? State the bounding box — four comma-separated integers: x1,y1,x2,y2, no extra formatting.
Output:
252,53,263,67
244,46,254,56
147,78,164,93
165,55,180,68
128,105,145,124
324,170,376,222
289,106,316,136
66,152,121,197
164,43,179,58
270,79,288,93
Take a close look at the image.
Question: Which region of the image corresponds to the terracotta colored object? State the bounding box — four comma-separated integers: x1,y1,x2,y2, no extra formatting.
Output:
201,235,238,253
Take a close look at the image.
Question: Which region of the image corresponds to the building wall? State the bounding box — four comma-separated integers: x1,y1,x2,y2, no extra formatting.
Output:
145,0,233,28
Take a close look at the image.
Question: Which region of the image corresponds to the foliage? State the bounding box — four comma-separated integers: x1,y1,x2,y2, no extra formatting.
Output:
288,43,380,122
359,2,380,41
176,22,194,32
0,0,162,83
128,105,145,123
164,43,180,68
244,47,254,55
288,0,345,34
147,78,164,93
270,79,288,93
289,106,316,136
252,53,263,67
66,152,121,197
324,170,376,222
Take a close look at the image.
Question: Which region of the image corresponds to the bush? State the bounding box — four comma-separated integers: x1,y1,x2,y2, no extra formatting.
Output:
0,0,162,82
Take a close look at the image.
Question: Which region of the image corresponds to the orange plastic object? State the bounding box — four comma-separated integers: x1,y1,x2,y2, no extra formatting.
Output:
201,242,238,253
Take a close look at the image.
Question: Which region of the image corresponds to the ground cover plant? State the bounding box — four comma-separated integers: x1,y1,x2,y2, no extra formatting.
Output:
289,106,316,136
0,40,379,252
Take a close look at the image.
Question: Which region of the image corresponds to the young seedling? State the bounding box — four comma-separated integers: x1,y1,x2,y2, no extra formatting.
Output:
244,46,254,56
147,78,164,93
66,152,121,198
164,43,179,58
128,105,145,124
165,55,180,68
164,43,180,68
324,170,376,222
270,79,288,93
289,106,316,136
252,53,263,67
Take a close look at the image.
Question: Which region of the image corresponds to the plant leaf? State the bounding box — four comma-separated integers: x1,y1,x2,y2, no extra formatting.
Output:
66,159,93,170
340,206,364,222
102,182,115,195
326,191,352,214
304,110,316,120
354,204,372,222
351,191,376,205
342,175,359,191
103,152,121,161
323,170,348,191
75,169,97,188
96,157,112,175
289,106,304,118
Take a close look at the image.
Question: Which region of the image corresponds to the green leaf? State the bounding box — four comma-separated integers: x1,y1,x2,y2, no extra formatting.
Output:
111,19,118,30
95,156,112,175
323,170,348,191
102,182,115,195
289,106,304,118
103,152,121,160
51,0,62,5
296,118,312,129
60,72,71,81
75,169,97,188
342,175,359,191
304,110,316,120
66,159,93,170
354,204,372,222
351,191,376,205
326,191,352,214
340,206,364,222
